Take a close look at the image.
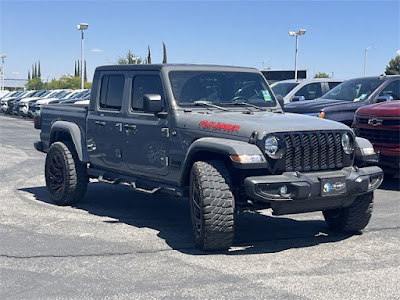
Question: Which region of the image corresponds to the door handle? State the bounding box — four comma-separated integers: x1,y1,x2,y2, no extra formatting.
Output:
124,124,137,130
95,120,106,126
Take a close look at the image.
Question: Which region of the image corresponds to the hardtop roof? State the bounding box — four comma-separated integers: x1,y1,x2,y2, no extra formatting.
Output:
95,64,260,73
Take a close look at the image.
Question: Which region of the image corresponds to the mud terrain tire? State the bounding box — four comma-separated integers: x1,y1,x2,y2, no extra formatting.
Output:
190,160,235,251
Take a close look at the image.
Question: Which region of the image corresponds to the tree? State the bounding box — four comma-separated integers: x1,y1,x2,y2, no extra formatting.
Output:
74,61,78,77
385,56,400,75
147,46,152,64
28,71,31,80
117,50,142,64
162,42,167,64
314,72,330,78
26,77,46,90
38,61,41,78
84,60,87,82
47,74,82,89
32,65,35,79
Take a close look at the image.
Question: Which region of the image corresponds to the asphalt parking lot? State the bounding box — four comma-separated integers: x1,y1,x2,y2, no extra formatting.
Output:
0,114,399,299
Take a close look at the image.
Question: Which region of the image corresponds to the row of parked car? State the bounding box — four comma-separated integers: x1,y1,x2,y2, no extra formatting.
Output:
0,89,90,117
274,74,400,175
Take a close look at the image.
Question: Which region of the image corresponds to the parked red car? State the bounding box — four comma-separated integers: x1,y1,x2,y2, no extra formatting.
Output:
353,100,400,175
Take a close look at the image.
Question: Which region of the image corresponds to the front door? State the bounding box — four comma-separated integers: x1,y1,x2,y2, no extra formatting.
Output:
122,73,169,176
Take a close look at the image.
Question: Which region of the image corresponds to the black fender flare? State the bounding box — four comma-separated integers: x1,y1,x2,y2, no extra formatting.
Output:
50,121,89,162
180,137,268,185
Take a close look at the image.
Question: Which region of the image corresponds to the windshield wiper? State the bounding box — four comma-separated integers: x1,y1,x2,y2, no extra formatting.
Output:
230,101,266,111
192,100,229,111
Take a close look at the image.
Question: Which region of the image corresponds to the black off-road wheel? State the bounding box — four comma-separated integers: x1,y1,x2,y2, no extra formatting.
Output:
323,192,374,232
190,160,235,251
45,141,88,206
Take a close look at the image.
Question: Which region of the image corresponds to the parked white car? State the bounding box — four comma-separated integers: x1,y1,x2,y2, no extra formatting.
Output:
19,89,67,116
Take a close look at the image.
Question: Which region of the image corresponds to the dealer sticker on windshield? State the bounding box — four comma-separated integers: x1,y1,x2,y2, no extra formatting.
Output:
321,176,347,196
261,90,272,101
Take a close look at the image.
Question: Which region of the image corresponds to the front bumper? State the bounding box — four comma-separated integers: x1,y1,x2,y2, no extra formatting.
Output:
244,166,383,215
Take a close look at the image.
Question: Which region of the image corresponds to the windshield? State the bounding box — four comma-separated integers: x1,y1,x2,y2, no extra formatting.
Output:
32,90,46,97
322,78,383,101
69,90,88,99
169,71,277,108
270,82,299,97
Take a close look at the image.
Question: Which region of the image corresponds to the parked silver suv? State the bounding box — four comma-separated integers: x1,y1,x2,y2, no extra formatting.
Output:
271,78,343,103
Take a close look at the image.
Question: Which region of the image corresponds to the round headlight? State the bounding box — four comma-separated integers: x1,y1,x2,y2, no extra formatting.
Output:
341,132,354,154
265,136,280,159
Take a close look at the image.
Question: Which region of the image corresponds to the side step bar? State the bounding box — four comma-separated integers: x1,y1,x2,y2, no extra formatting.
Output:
89,168,184,197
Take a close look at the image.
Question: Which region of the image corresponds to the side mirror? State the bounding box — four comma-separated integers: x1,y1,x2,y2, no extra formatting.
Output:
376,95,393,103
143,94,162,113
276,94,284,109
291,96,305,102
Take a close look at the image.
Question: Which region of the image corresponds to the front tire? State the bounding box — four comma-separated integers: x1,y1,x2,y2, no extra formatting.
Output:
190,160,235,251
45,141,88,206
323,192,374,232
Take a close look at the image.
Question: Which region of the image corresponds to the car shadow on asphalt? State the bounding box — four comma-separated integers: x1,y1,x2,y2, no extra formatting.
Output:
21,182,353,255
378,176,400,191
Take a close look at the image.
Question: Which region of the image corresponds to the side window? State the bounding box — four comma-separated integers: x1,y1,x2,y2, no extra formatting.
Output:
295,83,322,100
99,75,125,110
328,82,341,89
378,80,400,100
132,75,164,111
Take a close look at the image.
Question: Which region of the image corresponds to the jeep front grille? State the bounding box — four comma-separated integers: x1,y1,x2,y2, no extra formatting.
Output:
283,131,344,172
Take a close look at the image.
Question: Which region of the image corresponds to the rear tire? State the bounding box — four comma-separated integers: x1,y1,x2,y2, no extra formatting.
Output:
323,192,374,232
190,160,235,251
45,141,88,206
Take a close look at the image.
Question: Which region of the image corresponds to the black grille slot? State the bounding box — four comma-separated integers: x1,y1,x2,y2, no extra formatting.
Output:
302,134,311,170
284,136,293,170
294,135,302,170
335,133,343,167
328,133,335,167
282,131,345,172
320,134,327,168
311,134,319,169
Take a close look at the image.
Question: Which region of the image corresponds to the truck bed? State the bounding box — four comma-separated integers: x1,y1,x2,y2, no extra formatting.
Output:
39,104,88,152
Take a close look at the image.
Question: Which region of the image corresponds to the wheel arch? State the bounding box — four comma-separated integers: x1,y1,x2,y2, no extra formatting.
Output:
50,121,89,163
179,137,267,187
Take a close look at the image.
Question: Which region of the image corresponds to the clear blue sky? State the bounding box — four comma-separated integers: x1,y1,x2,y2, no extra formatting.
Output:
1,0,399,82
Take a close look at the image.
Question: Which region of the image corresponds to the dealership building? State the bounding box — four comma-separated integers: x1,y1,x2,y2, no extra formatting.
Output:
1,78,28,91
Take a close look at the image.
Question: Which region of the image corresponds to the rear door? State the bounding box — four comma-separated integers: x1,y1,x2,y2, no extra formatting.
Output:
86,72,128,172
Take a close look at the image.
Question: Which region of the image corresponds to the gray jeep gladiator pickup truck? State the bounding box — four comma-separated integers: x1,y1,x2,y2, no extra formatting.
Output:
34,64,383,250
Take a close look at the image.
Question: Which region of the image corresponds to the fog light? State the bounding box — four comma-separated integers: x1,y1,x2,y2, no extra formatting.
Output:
279,185,290,197
368,174,383,190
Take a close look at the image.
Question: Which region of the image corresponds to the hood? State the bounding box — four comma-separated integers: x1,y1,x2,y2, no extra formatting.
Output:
1,96,17,103
20,96,42,103
356,100,400,117
36,97,59,105
284,99,351,113
175,110,350,139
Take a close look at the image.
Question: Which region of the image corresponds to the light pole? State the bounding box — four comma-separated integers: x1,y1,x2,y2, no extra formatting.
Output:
289,29,306,80
364,46,376,77
77,23,88,89
0,54,6,91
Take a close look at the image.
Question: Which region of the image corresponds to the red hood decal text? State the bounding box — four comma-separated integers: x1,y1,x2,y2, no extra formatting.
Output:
199,120,241,133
